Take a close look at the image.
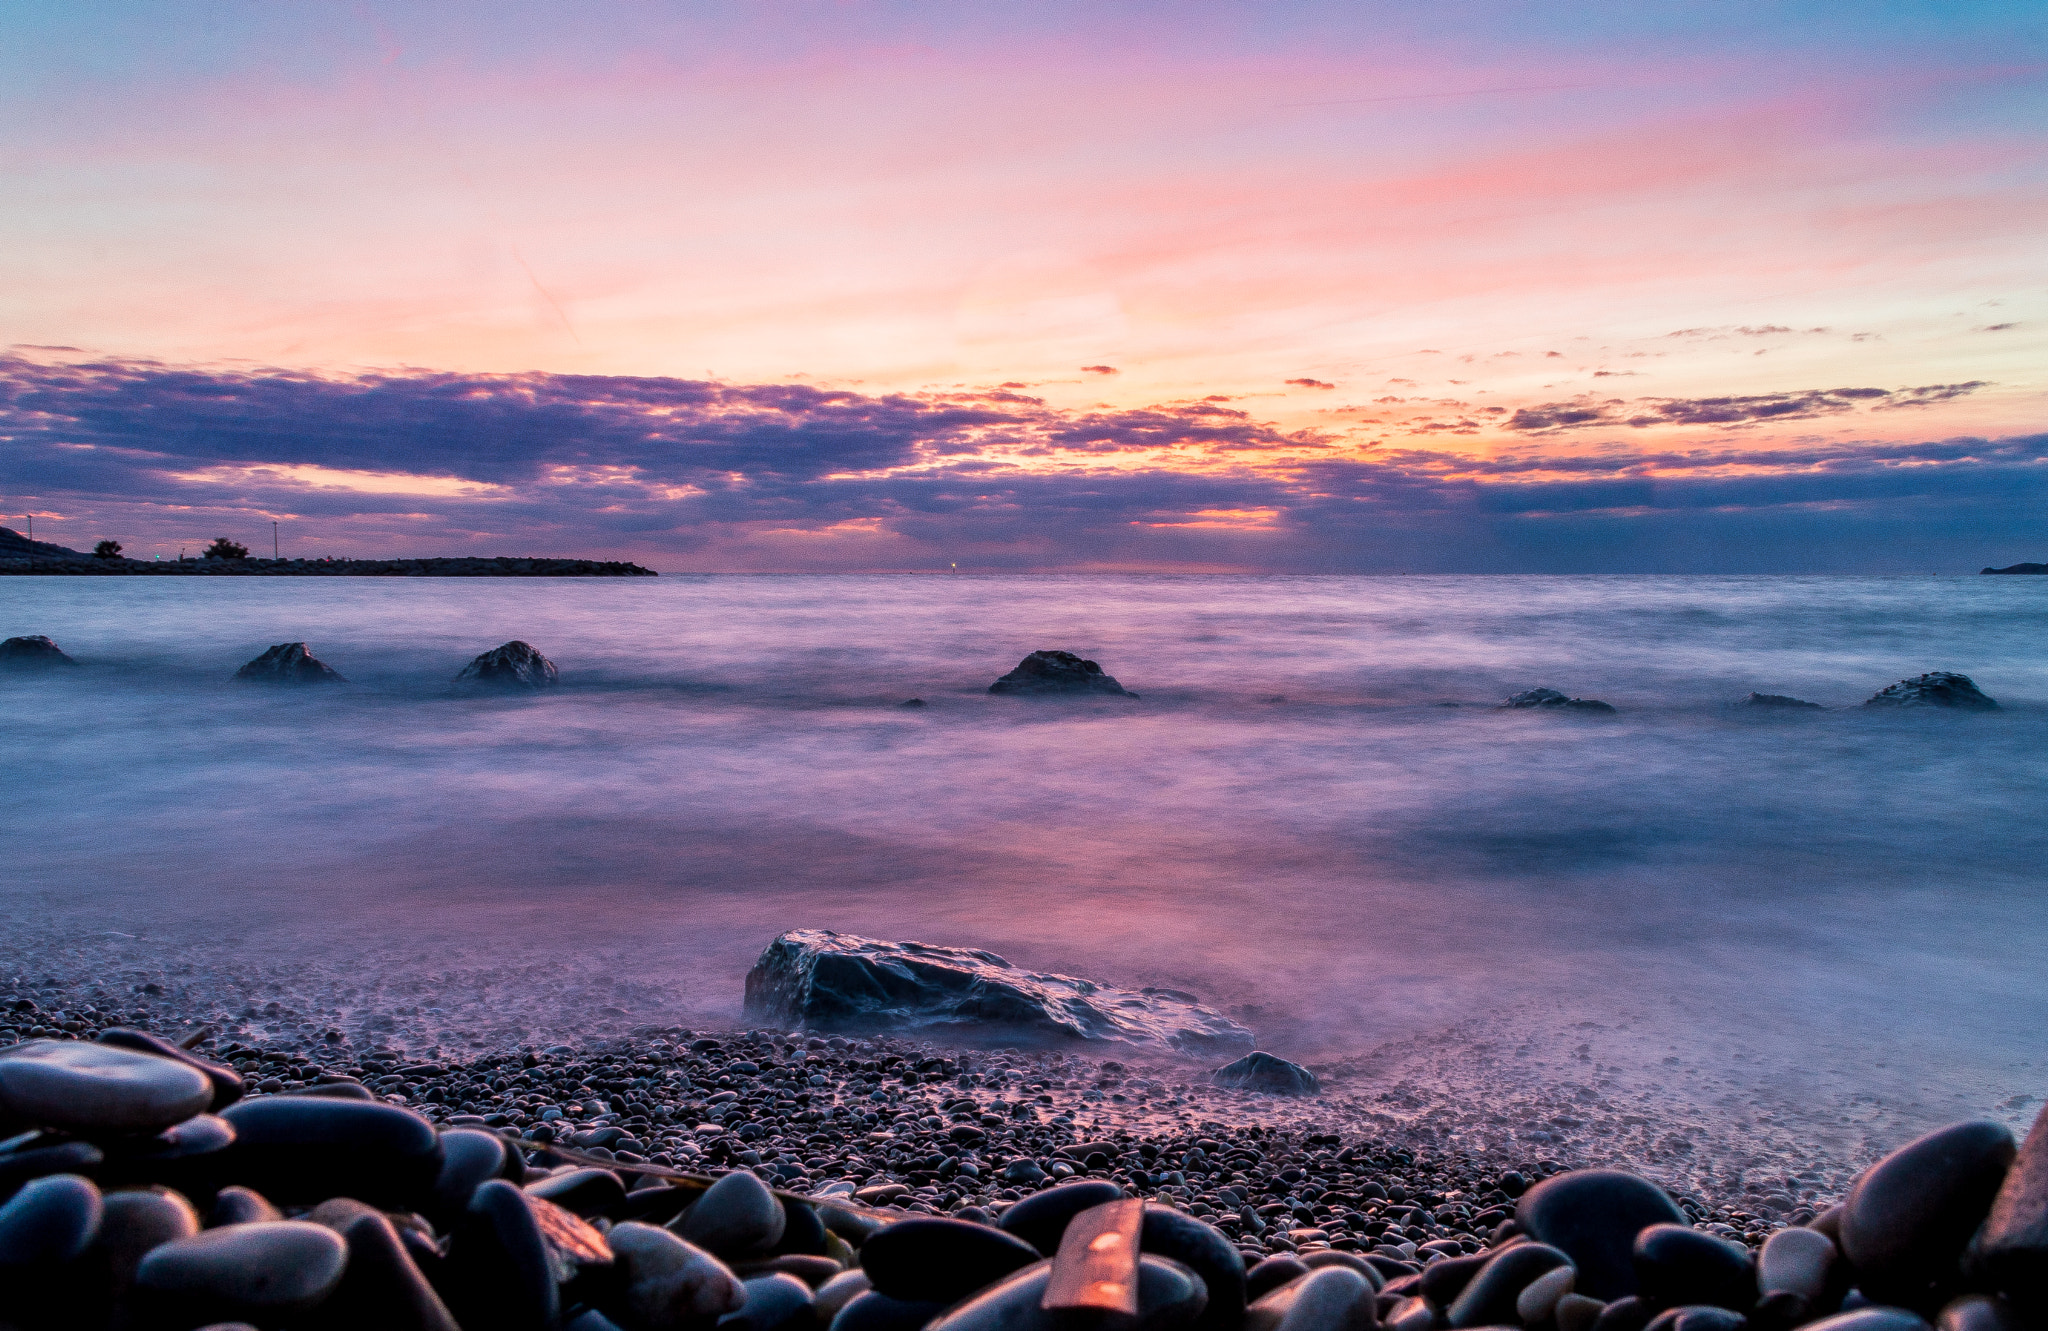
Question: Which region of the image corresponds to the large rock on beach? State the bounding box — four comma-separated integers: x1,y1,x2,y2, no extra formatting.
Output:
743,929,1253,1054
233,642,345,684
1861,672,1998,711
455,640,559,689
0,635,78,670
1502,687,1617,713
988,650,1134,697
1210,1052,1320,1096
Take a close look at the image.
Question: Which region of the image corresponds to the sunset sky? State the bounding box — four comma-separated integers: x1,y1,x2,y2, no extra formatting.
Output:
3,2,2043,570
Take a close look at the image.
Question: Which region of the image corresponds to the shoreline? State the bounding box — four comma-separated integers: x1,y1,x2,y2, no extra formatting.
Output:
0,555,657,576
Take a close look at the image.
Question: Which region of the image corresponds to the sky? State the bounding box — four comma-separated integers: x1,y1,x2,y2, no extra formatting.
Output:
1,1,2044,571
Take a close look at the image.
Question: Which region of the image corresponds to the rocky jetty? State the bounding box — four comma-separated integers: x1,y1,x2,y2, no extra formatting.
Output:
0,1016,2040,1331
988,652,1135,698
1980,563,2047,574
1500,688,1617,714
1211,1054,1320,1097
744,931,1252,1056
0,543,656,577
455,641,560,689
1861,673,1999,711
1739,694,1824,710
0,635,78,671
232,643,347,685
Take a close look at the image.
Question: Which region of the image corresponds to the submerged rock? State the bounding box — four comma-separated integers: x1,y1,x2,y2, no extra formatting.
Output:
988,650,1134,697
1210,1052,1320,1096
742,929,1252,1054
455,640,559,689
0,635,78,670
1502,687,1617,714
1742,693,1824,710
1862,672,1998,711
233,642,345,684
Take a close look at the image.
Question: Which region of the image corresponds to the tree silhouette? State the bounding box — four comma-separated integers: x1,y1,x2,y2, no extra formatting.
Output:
93,540,123,559
204,537,249,560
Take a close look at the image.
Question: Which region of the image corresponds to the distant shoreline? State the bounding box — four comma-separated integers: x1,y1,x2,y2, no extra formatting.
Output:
0,555,658,576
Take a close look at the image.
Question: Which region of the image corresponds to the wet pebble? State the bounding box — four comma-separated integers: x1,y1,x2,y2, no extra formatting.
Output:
860,1215,1041,1303
682,1169,788,1257
0,1039,214,1133
608,1220,749,1328
1518,1170,1687,1300
132,1220,349,1325
1839,1120,2015,1308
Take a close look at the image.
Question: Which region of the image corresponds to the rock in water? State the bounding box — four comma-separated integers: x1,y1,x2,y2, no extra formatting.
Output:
1971,1103,2048,1309
1861,672,1999,710
233,642,345,684
455,640,559,689
1981,563,2048,574
0,635,78,670
0,1039,215,1134
988,650,1134,697
1840,1119,2016,1307
1210,1052,1320,1096
1741,693,1824,709
743,929,1253,1054
1501,687,1617,713
1516,1169,1688,1301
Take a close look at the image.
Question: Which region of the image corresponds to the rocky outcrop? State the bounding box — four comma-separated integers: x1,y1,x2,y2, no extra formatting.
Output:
988,651,1134,697
454,641,558,689
1,553,656,576
1501,687,1616,714
743,929,1252,1054
233,643,346,685
0,635,79,670
1210,1051,1320,1095
1740,692,1824,709
1981,563,2048,574
0,527,87,562
1862,672,1998,711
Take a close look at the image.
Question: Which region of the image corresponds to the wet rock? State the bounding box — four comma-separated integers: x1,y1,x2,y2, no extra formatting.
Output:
829,1289,947,1331
1839,1119,2015,1307
1760,1226,1838,1302
431,1127,512,1220
1861,672,1998,711
455,640,559,689
132,1220,349,1326
1518,1265,1578,1325
744,929,1252,1054
1632,1224,1755,1311
1969,1102,2048,1308
988,650,1134,697
1800,1311,1933,1331
97,1026,245,1110
721,1272,816,1331
0,1172,102,1266
233,641,346,684
1640,1308,1745,1331
0,635,78,669
219,1096,443,1209
607,1221,748,1329
1741,693,1824,709
1446,1242,1570,1328
861,1215,1041,1303
1502,687,1617,713
211,1186,284,1226
305,1196,462,1331
1140,1204,1247,1331
0,1038,215,1134
446,1179,568,1331
1937,1294,2027,1331
1244,1263,1374,1331
1211,1052,1320,1096
926,1255,1206,1331
1000,1180,1128,1256
678,1169,787,1258
1517,1170,1687,1301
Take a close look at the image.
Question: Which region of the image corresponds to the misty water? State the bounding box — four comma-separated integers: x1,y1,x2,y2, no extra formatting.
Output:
3,574,2044,1186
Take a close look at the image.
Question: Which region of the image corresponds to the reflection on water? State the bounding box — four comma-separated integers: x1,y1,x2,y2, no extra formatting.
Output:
2,574,2044,1158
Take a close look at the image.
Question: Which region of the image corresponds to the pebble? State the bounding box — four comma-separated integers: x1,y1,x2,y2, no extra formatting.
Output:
1838,1120,2016,1307
0,1171,101,1271
1642,1308,1746,1331
1632,1223,1756,1311
680,1168,788,1257
1517,1263,1578,1324
1211,1054,1321,1096
1799,1312,1934,1331
1760,1225,1839,1302
1445,1241,1570,1328
1935,1295,2027,1331
0,1038,214,1133
830,1289,950,1331
219,1095,444,1208
721,1272,817,1331
96,1027,246,1110
431,1126,512,1218
132,1220,349,1325
93,1186,201,1309
999,1180,1127,1256
1968,1103,2048,1308
609,1220,752,1328
860,1215,1041,1303
1556,1292,1608,1331
210,1186,284,1226
307,1196,462,1331
1517,1169,1687,1300
447,1178,567,1331
1245,1263,1372,1331
1249,1256,1312,1300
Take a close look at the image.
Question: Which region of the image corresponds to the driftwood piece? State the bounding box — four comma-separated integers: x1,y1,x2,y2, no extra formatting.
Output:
1043,1197,1144,1318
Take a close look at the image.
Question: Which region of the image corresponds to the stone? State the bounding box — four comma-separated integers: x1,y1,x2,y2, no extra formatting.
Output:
999,1180,1128,1256
1446,1242,1570,1328
97,1027,245,1110
132,1221,349,1326
861,1215,1041,1303
1969,1102,2048,1307
306,1196,462,1331
1244,1264,1374,1331
0,635,78,669
1861,673,1998,711
0,1038,214,1134
988,650,1134,697
1501,687,1617,713
1937,1295,2027,1331
1248,1256,1312,1300
528,1166,627,1216
678,1169,787,1258
926,1255,1206,1331
1593,1296,1655,1331
1557,1293,1608,1331
1140,1203,1249,1331
1799,1312,1933,1331
0,1172,102,1266
744,929,1252,1054
0,1141,105,1199
721,1272,816,1331
445,1179,568,1331
1419,1250,1490,1307
1839,1119,2016,1307
1518,1265,1577,1324
1211,1053,1320,1096
814,1269,873,1325
1517,1170,1688,1301
1760,1226,1839,1301
211,1186,284,1226
99,1112,238,1193
90,1187,201,1319
219,1096,443,1209
1741,693,1824,709
769,1197,829,1256
431,1127,511,1220
607,1221,749,1328
1641,1309,1745,1331
233,641,346,683
830,1290,947,1331
1632,1224,1755,1311
455,640,559,689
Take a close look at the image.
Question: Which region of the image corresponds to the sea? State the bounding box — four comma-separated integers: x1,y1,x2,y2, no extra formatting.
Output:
3,573,2043,1189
